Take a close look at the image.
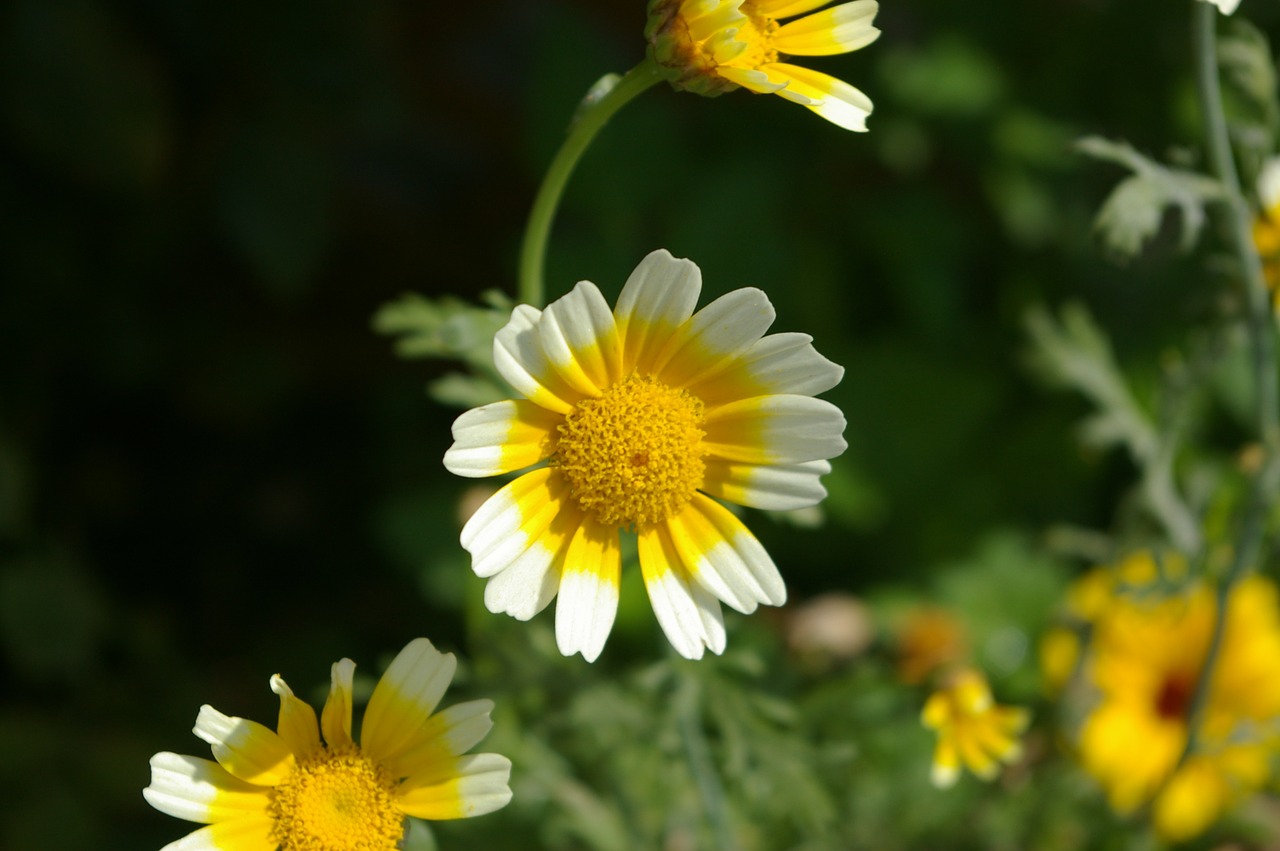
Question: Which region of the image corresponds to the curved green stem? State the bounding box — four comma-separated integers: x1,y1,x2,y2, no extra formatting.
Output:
1181,0,1280,766
517,59,664,308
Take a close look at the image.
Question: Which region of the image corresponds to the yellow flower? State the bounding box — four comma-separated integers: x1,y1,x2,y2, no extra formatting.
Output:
921,668,1030,788
444,249,846,661
143,639,513,850
1253,156,1280,310
1073,562,1280,842
645,0,881,131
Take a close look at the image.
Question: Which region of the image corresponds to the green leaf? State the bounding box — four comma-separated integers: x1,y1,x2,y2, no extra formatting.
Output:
1076,136,1225,257
372,290,512,367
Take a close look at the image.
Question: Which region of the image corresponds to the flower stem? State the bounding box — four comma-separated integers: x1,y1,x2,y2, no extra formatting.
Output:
517,59,664,308
675,670,740,851
1181,0,1280,762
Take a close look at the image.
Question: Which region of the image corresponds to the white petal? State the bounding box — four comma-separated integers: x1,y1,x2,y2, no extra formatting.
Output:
483,539,563,620
715,65,790,94
704,395,847,464
773,1,880,57
385,699,497,780
554,519,621,662
701,459,832,510
482,497,583,619
668,494,786,613
685,331,844,407
537,281,622,396
764,63,873,132
442,401,558,478
460,469,565,579
397,753,514,820
639,525,727,659
1259,156,1280,210
653,287,777,388
143,753,268,824
361,638,457,765
493,305,582,414
192,706,293,786
615,249,702,374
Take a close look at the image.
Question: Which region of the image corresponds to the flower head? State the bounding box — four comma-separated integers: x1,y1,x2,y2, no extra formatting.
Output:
646,0,880,131
444,249,846,661
144,639,513,850
1065,555,1280,841
921,667,1030,788
1253,156,1280,311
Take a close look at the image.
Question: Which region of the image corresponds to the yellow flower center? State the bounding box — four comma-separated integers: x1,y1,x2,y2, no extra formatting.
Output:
268,746,404,851
732,3,781,69
555,374,706,530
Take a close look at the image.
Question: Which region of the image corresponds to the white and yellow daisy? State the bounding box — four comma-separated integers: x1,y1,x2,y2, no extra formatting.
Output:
646,0,881,131
143,638,512,850
444,249,846,662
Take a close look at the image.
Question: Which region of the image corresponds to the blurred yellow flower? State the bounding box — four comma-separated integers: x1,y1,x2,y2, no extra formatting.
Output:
444,250,846,662
144,639,512,851
1252,156,1280,310
895,606,968,685
921,667,1030,788
1070,556,1280,842
645,0,881,131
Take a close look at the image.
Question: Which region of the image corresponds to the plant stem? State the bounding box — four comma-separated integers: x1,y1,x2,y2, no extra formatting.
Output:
676,670,739,851
517,59,663,308
1181,0,1280,763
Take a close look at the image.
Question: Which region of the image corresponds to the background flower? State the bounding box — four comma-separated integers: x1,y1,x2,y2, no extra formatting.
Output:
1061,559,1280,841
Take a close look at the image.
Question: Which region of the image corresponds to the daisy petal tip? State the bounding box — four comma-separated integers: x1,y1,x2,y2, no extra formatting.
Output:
930,763,960,789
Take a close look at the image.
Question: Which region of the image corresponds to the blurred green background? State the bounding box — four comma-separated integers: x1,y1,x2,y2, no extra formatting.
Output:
3,1,1279,849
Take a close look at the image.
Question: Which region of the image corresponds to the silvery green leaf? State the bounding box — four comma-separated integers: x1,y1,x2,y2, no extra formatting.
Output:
372,290,512,370
1077,136,1225,257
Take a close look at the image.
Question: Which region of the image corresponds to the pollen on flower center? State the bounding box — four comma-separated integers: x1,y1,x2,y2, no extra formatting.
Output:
555,374,706,530
268,746,404,851
735,3,781,68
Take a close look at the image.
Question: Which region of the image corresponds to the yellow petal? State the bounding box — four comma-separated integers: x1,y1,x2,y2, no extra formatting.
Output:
269,675,321,760
193,706,294,786
320,657,355,748
773,1,879,57
361,638,458,766
397,753,514,821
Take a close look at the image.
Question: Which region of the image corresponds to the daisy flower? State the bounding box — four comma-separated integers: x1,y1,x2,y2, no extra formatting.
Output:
143,638,512,850
921,667,1030,788
645,0,881,131
444,249,846,662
